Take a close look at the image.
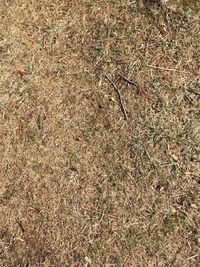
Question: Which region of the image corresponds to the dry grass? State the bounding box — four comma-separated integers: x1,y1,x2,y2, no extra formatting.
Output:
0,1,200,266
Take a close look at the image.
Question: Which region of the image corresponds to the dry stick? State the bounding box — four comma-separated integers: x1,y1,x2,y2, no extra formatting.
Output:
16,219,25,233
105,75,128,120
118,73,138,88
119,73,154,102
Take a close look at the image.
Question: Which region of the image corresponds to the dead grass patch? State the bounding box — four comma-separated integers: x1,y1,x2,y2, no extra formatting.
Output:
0,1,200,266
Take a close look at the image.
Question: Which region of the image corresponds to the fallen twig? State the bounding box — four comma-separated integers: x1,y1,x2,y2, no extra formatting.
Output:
118,73,138,88
16,219,25,233
104,75,128,120
119,73,154,102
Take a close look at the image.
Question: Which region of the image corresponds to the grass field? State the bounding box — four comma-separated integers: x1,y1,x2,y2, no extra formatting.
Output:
0,1,200,266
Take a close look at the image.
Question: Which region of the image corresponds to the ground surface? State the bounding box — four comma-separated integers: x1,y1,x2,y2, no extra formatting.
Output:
0,1,200,266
